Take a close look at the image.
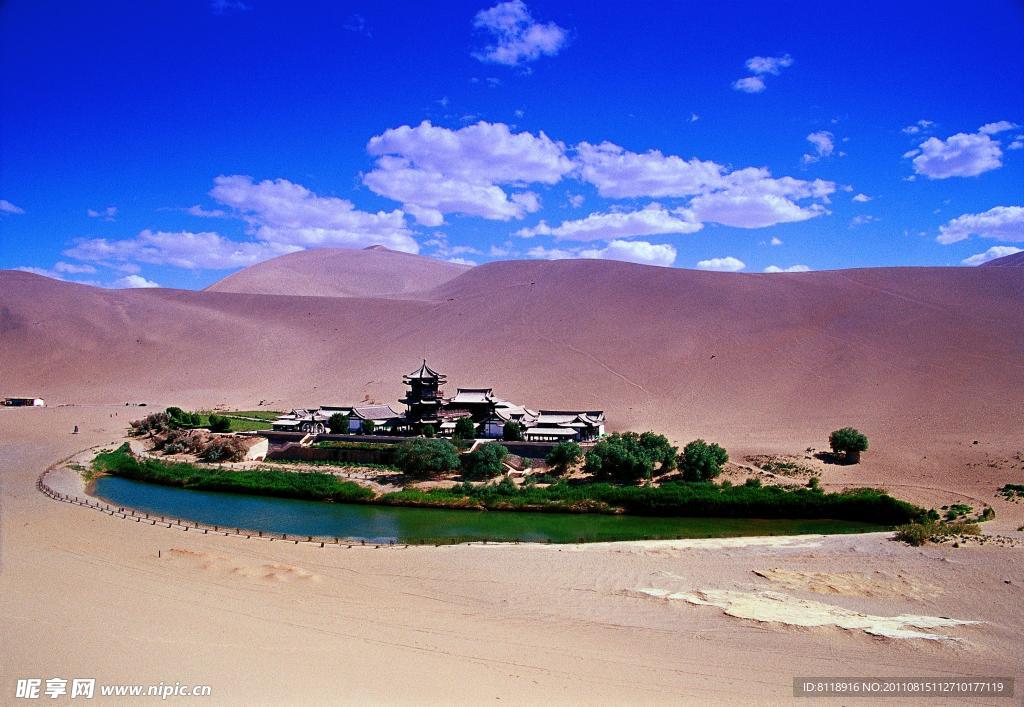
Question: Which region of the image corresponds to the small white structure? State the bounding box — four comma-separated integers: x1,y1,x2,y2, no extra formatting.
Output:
3,397,45,407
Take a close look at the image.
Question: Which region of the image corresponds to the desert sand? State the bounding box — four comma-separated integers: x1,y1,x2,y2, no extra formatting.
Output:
1,406,1022,705
2,248,1023,703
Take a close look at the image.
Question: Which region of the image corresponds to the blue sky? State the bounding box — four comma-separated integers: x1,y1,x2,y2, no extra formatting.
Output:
1,0,1022,289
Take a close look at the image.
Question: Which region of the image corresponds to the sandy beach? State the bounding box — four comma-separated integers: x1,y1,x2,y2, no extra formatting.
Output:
2,405,1021,705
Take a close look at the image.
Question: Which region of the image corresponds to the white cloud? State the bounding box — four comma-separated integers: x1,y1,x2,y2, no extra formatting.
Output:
113,274,160,288
87,206,117,220
901,119,934,135
689,168,834,229
978,120,1019,135
852,193,872,202
575,142,833,229
423,232,482,261
733,54,792,93
567,193,585,208
764,264,811,273
343,13,371,37
211,174,417,251
53,261,97,274
64,230,300,270
445,257,478,266
850,214,878,227
516,203,702,241
0,199,25,214
528,240,677,267
802,131,835,164
696,256,745,272
936,205,1024,244
577,139,729,196
527,245,576,260
15,266,65,280
1008,140,1023,150
909,130,1003,179
186,204,228,218
770,236,783,246
961,245,1023,266
732,76,766,93
575,141,724,198
364,120,571,224
473,0,567,66
690,113,700,122
745,54,793,75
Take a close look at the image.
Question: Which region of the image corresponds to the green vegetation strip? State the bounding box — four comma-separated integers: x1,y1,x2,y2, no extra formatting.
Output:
94,444,373,503
94,444,924,525
379,480,923,524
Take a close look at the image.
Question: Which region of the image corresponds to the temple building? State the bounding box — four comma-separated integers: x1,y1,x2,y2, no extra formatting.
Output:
271,360,605,443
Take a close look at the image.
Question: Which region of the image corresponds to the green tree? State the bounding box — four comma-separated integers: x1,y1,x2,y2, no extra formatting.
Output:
678,439,729,482
638,431,678,472
502,420,524,441
462,443,509,480
360,419,376,435
829,427,868,463
395,438,461,478
584,433,654,481
328,413,350,434
546,441,583,474
421,424,436,438
453,417,477,440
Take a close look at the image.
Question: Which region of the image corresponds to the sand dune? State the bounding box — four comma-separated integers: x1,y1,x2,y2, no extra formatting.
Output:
205,245,470,297
2,255,1023,518
981,250,1024,267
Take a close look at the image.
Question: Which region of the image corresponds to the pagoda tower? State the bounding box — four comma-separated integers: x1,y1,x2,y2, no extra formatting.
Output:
400,360,446,430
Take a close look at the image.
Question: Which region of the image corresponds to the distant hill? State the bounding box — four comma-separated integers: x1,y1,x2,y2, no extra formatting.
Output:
980,250,1024,267
205,246,470,298
1,262,1022,464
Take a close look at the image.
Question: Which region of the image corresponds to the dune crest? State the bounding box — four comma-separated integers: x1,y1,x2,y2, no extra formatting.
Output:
205,246,470,298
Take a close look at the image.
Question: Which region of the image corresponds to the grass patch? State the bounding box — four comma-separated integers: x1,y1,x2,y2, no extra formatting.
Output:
893,520,982,546
222,410,282,421
94,443,373,503
314,440,398,450
378,479,924,525
193,415,272,432
263,458,399,472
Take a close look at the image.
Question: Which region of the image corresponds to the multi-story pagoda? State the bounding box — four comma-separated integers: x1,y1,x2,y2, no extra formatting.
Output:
400,360,446,430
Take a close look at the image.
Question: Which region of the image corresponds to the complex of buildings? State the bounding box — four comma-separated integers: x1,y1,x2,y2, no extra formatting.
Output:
272,360,605,443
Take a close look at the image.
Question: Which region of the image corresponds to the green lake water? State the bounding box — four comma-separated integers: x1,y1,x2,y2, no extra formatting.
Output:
92,476,887,544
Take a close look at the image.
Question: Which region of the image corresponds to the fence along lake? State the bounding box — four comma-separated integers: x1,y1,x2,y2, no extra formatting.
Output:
92,476,886,544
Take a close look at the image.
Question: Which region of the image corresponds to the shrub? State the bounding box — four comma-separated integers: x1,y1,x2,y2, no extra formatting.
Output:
201,437,248,463
395,438,461,478
328,413,350,434
462,443,509,480
679,439,729,482
129,412,172,436
207,414,231,433
894,520,981,546
453,417,477,440
829,427,868,463
422,424,436,438
502,421,524,442
546,441,583,473
360,419,376,435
